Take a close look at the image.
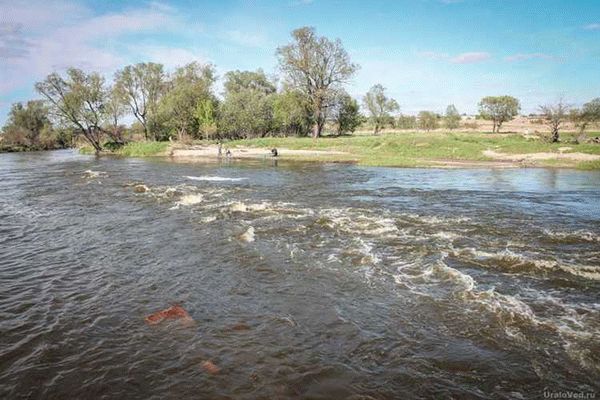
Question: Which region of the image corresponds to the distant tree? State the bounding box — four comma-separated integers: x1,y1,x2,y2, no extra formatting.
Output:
417,111,439,132
273,88,313,136
2,100,51,148
572,98,600,138
539,99,570,143
277,27,358,138
478,96,520,133
444,104,461,130
218,69,277,138
114,62,166,140
397,114,417,129
35,69,108,153
332,92,362,135
362,84,399,134
158,62,216,140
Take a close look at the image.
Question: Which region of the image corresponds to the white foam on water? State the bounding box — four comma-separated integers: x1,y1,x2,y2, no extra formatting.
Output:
542,228,600,243
82,170,106,178
452,247,600,281
239,226,255,242
186,176,246,182
177,194,204,206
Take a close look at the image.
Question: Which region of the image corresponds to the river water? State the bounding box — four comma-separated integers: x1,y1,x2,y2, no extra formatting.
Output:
1,150,599,399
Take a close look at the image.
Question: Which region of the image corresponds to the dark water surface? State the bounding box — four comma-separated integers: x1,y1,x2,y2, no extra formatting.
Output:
1,150,599,399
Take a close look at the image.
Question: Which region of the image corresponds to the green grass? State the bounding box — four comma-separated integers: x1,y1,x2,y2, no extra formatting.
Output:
79,141,169,157
227,131,600,168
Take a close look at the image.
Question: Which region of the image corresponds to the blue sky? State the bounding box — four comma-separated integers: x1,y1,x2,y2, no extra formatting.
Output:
1,0,600,125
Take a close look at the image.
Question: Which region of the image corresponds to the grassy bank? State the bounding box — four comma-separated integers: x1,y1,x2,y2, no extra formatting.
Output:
80,141,169,157
228,131,600,169
79,132,600,169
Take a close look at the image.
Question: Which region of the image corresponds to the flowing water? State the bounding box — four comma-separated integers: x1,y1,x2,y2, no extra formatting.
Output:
1,150,599,399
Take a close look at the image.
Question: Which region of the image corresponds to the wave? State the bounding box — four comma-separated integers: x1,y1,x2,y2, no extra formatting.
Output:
177,194,204,206
186,176,246,182
452,248,600,281
542,228,600,243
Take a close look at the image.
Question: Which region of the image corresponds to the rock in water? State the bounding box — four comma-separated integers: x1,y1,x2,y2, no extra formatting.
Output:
133,184,149,193
144,305,193,325
201,360,220,374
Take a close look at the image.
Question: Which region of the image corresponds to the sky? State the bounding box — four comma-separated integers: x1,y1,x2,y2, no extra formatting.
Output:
1,0,600,125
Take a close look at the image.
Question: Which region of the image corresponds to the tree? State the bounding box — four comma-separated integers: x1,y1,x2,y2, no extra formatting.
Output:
362,84,399,134
35,69,108,153
444,104,461,130
2,100,51,148
276,27,358,138
158,62,216,140
114,62,166,140
104,87,127,145
417,111,439,131
219,69,277,139
539,99,570,143
273,88,313,136
332,92,362,135
572,98,600,137
397,115,417,129
478,96,520,133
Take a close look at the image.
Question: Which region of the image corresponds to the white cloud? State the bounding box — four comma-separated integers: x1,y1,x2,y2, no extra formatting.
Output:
0,1,181,95
584,23,600,30
418,51,491,64
449,52,491,64
225,29,268,48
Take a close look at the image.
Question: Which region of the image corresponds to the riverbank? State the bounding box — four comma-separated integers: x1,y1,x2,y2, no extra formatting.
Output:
81,131,600,169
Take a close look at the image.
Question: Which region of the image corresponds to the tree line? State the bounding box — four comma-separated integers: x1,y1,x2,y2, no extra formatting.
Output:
2,26,600,152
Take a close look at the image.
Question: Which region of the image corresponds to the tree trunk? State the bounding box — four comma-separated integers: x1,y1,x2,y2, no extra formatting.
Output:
551,127,559,143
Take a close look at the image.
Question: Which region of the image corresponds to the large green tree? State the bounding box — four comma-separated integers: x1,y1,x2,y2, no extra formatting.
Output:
114,62,166,140
2,100,51,148
276,27,358,138
35,69,108,153
218,69,277,138
332,92,362,135
478,96,520,133
273,88,313,136
158,62,216,140
362,84,399,134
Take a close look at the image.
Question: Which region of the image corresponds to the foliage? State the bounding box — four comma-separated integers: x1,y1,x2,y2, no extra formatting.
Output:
158,62,216,140
0,100,62,150
444,104,461,130
272,89,313,136
362,84,399,134
277,26,358,138
218,69,276,138
397,115,417,129
478,96,521,133
331,92,363,135
35,68,108,152
417,111,439,131
114,62,166,140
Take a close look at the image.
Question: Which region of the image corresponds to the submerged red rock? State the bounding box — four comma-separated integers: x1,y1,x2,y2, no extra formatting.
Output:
201,360,220,375
144,305,193,325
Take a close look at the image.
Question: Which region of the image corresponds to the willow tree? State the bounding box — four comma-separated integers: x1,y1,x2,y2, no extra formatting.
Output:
114,62,165,140
35,69,107,153
276,27,358,138
363,84,399,134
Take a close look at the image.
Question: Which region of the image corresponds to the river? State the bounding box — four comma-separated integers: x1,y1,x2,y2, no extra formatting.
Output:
1,150,599,399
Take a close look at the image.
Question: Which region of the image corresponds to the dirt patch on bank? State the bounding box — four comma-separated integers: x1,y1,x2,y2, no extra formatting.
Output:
169,145,349,160
482,150,600,162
